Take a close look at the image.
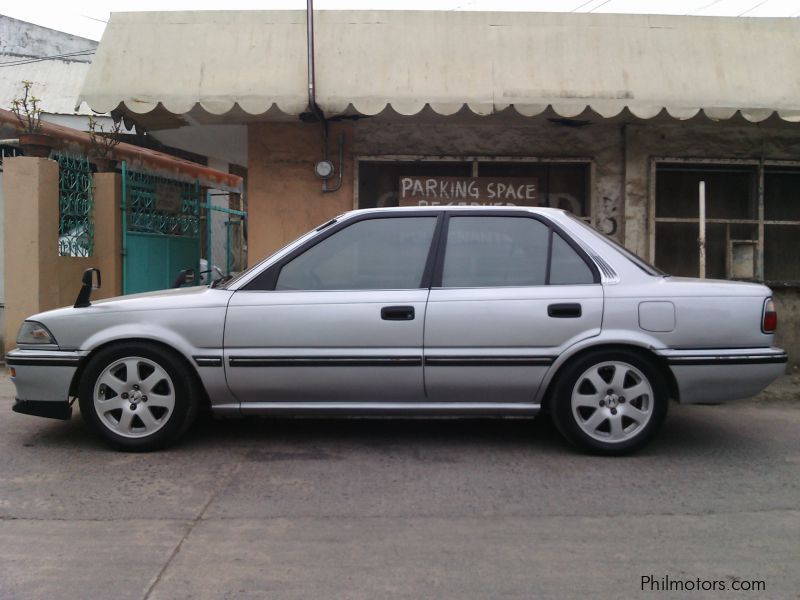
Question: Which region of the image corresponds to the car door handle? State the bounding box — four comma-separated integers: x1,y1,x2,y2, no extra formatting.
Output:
381,306,415,321
548,303,582,318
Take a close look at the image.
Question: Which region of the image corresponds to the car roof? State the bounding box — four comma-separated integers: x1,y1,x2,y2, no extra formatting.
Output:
343,205,568,217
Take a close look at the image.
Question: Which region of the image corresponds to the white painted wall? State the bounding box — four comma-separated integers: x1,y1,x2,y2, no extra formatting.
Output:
0,158,5,349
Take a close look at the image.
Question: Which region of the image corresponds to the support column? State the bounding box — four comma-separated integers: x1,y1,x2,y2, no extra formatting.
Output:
92,173,123,299
3,157,59,354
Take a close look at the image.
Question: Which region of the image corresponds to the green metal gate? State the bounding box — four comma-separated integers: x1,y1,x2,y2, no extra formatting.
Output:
121,162,201,294
204,191,247,282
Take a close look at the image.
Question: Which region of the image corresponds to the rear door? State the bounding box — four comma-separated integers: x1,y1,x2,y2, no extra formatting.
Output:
423,212,604,403
224,213,440,404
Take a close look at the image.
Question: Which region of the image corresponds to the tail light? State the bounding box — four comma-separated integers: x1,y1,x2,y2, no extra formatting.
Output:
762,298,777,333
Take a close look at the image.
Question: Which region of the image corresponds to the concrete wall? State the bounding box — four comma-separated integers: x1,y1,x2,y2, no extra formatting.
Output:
3,158,121,354
0,15,97,61
246,117,625,261
0,165,4,348
247,121,354,260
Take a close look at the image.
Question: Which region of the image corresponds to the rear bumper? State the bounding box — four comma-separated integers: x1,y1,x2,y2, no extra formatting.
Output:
658,347,787,404
7,349,85,419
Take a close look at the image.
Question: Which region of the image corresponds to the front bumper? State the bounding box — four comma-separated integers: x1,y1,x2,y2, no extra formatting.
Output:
658,347,788,404
6,349,86,420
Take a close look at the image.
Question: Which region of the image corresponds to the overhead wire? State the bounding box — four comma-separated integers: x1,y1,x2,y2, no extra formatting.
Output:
0,49,96,68
738,0,768,16
588,0,613,13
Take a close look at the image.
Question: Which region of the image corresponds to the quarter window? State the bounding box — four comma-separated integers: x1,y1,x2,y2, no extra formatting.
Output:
550,232,595,285
275,217,437,290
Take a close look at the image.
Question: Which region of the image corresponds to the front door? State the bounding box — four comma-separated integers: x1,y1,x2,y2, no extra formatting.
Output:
424,213,604,403
224,215,439,404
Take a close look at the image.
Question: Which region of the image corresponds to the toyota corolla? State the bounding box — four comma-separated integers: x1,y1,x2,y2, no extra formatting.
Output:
7,207,786,454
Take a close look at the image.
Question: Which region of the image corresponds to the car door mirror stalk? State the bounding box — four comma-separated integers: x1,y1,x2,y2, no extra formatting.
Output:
74,268,102,308
172,268,197,288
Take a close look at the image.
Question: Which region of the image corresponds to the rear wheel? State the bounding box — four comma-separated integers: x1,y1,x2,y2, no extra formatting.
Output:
78,343,198,451
551,350,668,455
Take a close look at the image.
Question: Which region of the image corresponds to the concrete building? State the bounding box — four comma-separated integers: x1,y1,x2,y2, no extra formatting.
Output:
78,10,800,357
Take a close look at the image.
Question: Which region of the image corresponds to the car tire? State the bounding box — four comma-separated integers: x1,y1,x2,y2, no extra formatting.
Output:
78,342,199,451
550,349,668,455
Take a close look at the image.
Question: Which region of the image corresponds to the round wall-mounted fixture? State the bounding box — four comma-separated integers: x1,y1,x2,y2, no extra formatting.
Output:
314,159,335,180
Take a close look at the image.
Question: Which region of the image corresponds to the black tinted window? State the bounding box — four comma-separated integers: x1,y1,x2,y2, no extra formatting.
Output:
442,217,549,287
549,232,594,285
276,217,436,290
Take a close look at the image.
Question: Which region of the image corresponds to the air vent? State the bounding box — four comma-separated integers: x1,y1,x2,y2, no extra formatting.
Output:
591,254,619,284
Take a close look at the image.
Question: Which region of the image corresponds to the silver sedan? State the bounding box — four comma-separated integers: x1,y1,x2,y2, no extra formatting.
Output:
7,207,786,454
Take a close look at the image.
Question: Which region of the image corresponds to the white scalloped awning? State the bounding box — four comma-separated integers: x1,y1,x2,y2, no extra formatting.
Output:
78,10,800,124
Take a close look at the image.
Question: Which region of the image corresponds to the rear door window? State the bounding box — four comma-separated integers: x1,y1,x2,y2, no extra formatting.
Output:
440,216,596,287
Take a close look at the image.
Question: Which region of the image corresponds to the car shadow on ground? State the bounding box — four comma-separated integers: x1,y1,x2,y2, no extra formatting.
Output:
13,402,759,459
192,409,751,457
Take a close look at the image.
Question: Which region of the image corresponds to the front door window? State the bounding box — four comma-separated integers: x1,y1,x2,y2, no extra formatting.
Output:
275,217,437,291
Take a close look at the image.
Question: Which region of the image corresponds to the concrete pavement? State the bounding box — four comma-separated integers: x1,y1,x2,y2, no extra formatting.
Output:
0,373,798,599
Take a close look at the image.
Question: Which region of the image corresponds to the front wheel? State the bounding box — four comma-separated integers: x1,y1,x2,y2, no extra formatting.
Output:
551,350,668,455
78,343,199,451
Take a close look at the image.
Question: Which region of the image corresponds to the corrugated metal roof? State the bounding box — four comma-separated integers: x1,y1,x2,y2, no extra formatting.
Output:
1,57,95,116
78,10,800,123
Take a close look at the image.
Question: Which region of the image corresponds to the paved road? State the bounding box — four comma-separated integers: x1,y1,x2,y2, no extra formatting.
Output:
0,373,798,599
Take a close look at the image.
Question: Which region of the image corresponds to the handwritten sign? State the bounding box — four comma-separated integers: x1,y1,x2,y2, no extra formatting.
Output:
398,176,539,207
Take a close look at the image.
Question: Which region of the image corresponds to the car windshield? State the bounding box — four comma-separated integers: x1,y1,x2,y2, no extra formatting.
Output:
564,213,668,277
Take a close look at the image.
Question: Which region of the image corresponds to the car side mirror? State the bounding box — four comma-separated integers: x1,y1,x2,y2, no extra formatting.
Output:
172,268,196,288
74,268,101,308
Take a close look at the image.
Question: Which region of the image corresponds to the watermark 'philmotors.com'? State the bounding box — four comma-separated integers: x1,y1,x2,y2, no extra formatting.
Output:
641,574,766,593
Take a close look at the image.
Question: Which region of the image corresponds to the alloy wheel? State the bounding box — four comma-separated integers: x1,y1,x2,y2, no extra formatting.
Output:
92,356,176,439
570,360,654,443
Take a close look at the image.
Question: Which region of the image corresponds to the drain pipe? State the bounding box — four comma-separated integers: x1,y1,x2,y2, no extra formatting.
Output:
306,0,343,193
307,0,325,128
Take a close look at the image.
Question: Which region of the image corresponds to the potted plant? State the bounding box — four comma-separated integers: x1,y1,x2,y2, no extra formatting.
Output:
87,115,122,172
9,80,53,158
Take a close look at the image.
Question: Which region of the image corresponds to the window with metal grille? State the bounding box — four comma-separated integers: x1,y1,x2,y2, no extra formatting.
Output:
55,154,94,257
653,161,800,283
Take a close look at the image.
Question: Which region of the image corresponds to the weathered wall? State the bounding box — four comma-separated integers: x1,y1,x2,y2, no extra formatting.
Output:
3,159,122,354
247,121,354,261
246,116,627,259
354,116,626,240
773,289,800,360
0,15,97,61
